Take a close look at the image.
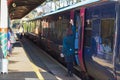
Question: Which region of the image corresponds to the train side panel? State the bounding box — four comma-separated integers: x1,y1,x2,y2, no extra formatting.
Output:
23,1,120,80
84,2,116,80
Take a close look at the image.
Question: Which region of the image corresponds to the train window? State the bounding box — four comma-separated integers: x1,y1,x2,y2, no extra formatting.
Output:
92,19,115,65
84,30,92,47
86,19,92,28
84,20,92,47
101,19,114,59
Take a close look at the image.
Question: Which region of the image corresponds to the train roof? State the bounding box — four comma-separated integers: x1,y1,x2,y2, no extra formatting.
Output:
8,0,46,19
28,0,115,21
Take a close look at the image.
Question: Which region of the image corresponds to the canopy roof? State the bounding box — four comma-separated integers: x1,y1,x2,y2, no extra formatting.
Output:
8,0,45,19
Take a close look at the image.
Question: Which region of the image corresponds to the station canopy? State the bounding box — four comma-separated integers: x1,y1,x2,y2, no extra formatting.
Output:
8,0,46,19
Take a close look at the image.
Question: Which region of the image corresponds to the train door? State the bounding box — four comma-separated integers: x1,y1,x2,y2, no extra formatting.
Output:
78,7,86,71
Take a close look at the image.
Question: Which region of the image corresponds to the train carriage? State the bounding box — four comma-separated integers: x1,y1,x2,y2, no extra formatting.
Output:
24,0,120,80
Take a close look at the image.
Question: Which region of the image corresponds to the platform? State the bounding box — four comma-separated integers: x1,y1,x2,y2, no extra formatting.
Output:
0,37,81,80
0,41,39,80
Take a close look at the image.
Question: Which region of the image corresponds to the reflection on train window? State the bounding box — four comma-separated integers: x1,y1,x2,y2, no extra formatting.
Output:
93,19,115,64
101,19,114,62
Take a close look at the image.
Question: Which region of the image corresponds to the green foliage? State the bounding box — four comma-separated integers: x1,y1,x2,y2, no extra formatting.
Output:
23,22,27,32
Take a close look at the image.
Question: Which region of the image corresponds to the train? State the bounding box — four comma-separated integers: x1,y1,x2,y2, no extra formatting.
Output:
23,0,120,80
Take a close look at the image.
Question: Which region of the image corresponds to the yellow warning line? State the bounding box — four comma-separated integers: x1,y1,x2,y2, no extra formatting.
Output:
20,41,44,80
30,62,44,80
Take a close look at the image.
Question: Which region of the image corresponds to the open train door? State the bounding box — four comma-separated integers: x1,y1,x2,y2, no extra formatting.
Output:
78,7,86,72
70,8,86,72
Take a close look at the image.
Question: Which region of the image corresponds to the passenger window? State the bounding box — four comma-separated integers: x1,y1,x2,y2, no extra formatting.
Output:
76,15,81,49
101,19,114,62
84,19,92,47
92,19,115,68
